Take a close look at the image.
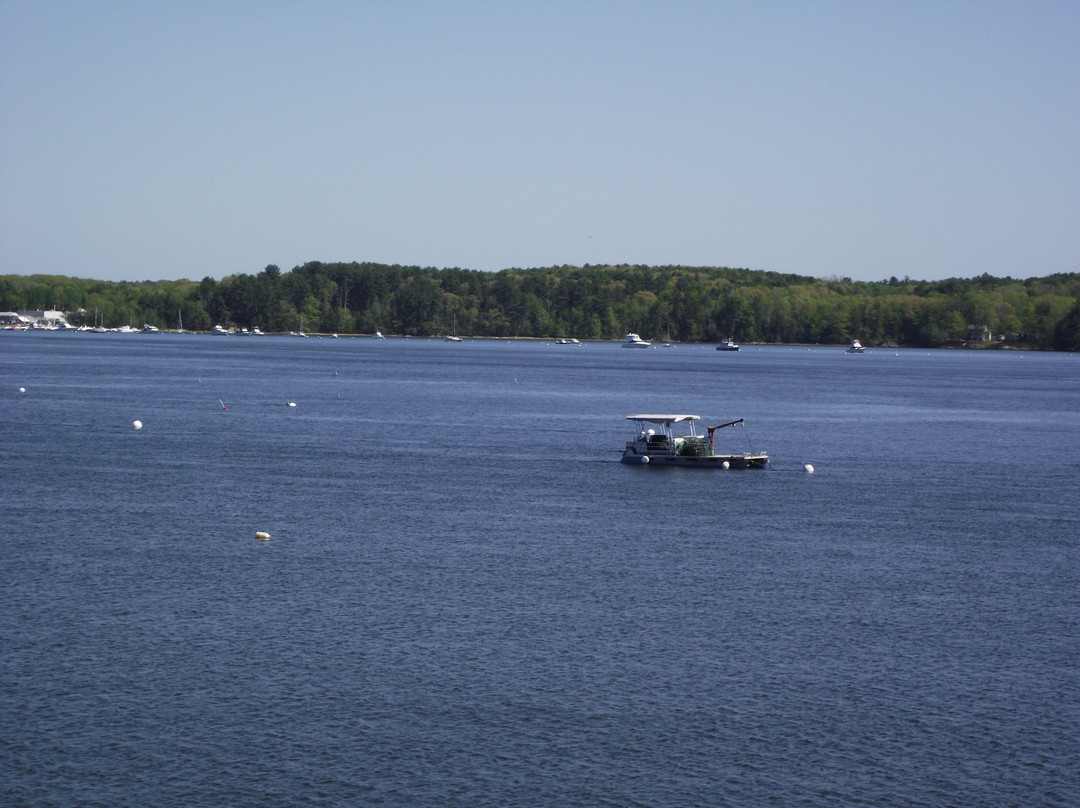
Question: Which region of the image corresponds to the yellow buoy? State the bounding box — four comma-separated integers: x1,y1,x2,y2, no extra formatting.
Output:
254,531,271,541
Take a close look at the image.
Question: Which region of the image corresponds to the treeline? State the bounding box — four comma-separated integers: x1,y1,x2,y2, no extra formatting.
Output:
2,262,1079,350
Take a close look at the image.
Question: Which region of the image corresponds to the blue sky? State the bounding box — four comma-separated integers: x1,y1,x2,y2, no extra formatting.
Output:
2,1,1077,283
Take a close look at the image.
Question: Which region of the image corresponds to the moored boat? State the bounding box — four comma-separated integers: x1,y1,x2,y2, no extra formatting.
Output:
621,414,769,468
716,338,740,351
622,332,651,348
445,314,463,341
846,339,865,353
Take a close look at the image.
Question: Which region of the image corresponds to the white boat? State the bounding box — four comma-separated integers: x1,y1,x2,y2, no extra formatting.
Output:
846,339,865,353
621,414,769,468
445,315,463,342
210,324,229,335
374,330,386,339
251,327,264,335
141,324,160,333
716,338,740,351
622,332,651,348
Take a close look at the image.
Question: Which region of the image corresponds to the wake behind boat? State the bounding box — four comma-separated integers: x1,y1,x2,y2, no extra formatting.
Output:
621,414,769,468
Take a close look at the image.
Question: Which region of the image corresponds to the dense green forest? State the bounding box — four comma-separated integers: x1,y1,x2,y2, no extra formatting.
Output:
3,262,1079,350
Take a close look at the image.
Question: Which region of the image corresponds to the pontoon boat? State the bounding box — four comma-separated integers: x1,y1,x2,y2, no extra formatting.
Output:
621,414,769,468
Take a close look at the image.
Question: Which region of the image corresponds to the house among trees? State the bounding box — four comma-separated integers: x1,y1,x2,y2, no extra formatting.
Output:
1,309,72,327
967,324,993,342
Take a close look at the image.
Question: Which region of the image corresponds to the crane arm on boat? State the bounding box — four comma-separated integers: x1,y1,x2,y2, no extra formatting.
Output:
708,418,745,447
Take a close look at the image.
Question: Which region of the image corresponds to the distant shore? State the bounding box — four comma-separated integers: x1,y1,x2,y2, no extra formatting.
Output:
1,326,1052,350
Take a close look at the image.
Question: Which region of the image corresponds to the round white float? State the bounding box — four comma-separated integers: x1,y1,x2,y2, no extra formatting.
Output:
132,420,143,430
254,531,271,541
803,463,815,473
19,387,26,393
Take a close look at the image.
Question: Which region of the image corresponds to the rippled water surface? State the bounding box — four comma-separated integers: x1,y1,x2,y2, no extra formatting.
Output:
3,333,1078,807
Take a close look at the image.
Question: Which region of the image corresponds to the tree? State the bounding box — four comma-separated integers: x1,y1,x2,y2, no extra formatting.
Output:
1,265,1077,348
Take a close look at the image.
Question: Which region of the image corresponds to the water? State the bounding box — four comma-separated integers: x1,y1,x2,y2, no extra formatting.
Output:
2,333,1078,807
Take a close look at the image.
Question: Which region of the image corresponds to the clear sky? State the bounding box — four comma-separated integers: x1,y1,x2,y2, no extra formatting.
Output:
2,1,1077,284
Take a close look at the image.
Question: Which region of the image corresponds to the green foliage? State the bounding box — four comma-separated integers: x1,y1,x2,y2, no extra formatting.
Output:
2,265,1078,350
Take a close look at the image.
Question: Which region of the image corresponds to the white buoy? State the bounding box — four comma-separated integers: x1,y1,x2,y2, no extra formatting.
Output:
19,387,26,393
803,463,815,473
254,531,271,541
132,420,143,430
287,402,296,407
722,461,730,469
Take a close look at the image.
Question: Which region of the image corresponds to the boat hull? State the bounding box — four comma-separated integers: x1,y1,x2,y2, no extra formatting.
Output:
621,449,769,469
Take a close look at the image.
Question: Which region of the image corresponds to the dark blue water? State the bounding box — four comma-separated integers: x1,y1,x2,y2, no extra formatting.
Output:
3,333,1078,807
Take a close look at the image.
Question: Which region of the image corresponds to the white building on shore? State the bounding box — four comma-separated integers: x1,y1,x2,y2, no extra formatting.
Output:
1,310,73,328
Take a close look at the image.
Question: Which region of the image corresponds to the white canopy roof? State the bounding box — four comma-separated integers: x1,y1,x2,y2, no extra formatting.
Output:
626,414,700,424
